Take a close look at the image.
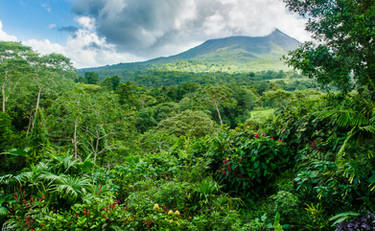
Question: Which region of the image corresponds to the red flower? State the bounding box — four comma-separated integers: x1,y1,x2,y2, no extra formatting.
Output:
310,140,317,149
75,213,79,217
262,133,266,137
278,139,282,143
223,171,226,177
226,164,231,170
272,137,275,140
223,159,228,164
255,133,260,138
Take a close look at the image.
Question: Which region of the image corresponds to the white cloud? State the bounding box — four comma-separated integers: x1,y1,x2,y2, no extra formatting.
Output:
0,0,313,68
201,0,310,42
63,23,141,68
0,21,18,42
76,16,95,30
0,20,139,68
71,0,311,59
203,14,226,36
23,39,66,58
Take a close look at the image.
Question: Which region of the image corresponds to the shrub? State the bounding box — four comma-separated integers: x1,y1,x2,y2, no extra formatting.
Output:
206,126,292,199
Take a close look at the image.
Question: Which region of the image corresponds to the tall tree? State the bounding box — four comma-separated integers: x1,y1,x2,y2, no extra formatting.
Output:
47,84,123,162
84,72,99,84
102,76,121,90
283,0,375,98
201,85,234,126
26,53,75,137
0,42,33,113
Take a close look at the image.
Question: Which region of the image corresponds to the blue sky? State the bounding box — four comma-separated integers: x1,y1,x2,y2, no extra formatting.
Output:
0,0,75,43
0,0,309,68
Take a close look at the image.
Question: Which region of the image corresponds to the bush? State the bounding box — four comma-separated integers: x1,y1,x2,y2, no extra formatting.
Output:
206,126,292,199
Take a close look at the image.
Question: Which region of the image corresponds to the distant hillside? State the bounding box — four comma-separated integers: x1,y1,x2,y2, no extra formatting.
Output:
81,29,300,78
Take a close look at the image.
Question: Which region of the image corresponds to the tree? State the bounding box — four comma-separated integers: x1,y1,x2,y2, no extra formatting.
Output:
222,84,257,127
0,113,14,151
117,82,145,108
47,84,123,162
153,102,179,123
201,85,234,126
0,42,33,113
102,76,121,90
283,0,375,98
261,89,293,108
84,72,99,84
26,53,75,139
157,110,218,138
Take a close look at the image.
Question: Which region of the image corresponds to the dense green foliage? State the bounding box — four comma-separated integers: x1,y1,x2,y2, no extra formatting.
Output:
283,0,375,98
1,1,375,229
78,68,314,90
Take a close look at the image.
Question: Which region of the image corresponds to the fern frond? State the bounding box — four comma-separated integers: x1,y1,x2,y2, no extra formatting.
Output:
63,155,78,173
0,207,8,216
337,126,356,160
359,125,375,134
52,175,91,201
316,109,369,128
0,174,18,185
38,172,62,184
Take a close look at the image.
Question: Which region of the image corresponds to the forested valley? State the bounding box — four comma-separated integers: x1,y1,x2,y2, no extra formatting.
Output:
1,0,375,230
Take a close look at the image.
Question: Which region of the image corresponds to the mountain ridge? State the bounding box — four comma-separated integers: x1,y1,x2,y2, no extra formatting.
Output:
81,29,300,75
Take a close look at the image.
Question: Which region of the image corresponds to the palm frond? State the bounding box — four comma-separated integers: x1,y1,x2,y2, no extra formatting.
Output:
0,174,19,185
52,175,92,201
16,171,34,183
0,206,8,216
62,155,78,173
38,172,62,187
359,125,375,134
337,126,356,160
32,162,49,173
316,109,369,128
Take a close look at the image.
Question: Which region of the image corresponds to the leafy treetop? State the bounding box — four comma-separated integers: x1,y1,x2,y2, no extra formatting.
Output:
283,0,375,98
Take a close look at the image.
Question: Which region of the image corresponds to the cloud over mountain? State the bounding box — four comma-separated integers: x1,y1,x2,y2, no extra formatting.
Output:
71,0,309,58
0,1,310,68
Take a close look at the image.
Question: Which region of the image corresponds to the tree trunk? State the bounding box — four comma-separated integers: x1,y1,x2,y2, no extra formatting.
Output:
73,116,78,159
1,82,5,113
366,49,375,100
30,87,42,133
94,136,99,163
215,102,223,126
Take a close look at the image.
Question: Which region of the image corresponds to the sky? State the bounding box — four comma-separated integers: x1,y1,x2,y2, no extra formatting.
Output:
0,0,310,68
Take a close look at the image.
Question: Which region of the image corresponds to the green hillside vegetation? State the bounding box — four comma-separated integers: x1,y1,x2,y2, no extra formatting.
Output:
81,29,300,78
1,0,375,230
77,69,314,91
